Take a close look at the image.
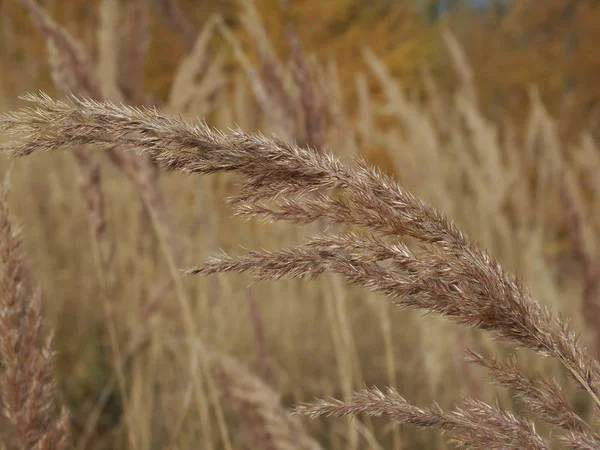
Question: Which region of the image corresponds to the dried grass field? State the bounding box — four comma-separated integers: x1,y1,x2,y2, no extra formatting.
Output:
1,0,600,449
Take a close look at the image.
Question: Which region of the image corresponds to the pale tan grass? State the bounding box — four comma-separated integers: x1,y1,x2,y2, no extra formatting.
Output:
121,0,148,106
0,175,69,450
3,93,600,447
16,1,228,446
97,0,124,103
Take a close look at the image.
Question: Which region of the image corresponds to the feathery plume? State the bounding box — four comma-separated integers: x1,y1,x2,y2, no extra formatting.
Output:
296,388,549,450
3,93,600,447
0,176,70,450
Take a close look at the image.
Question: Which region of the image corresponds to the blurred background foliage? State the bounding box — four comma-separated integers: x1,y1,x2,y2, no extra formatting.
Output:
3,0,600,136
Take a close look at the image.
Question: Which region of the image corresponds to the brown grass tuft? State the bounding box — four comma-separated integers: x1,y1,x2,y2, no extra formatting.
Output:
3,93,600,447
0,175,69,449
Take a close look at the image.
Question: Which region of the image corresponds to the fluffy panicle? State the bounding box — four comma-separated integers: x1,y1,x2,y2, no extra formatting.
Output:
3,93,600,447
0,177,69,449
296,387,549,450
208,349,322,450
466,351,591,434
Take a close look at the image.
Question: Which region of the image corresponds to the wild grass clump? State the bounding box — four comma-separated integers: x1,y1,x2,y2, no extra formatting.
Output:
0,175,69,449
2,93,600,448
2,0,600,448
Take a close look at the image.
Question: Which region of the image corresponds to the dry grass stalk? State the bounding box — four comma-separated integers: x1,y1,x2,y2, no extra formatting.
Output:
0,176,70,450
97,0,124,103
0,95,590,368
319,60,358,157
466,351,589,434
239,0,296,121
3,93,600,446
168,15,225,116
219,0,300,140
559,164,600,349
17,3,227,446
121,0,149,105
296,387,550,450
565,431,600,450
527,90,600,354
226,0,325,150
245,287,275,386
73,150,113,284
206,347,322,450
154,0,196,50
20,0,180,262
18,0,99,97
442,28,477,106
283,13,324,151
219,23,296,141
17,0,114,284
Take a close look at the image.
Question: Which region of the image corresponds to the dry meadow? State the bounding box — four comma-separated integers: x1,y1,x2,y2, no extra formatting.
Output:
1,1,600,449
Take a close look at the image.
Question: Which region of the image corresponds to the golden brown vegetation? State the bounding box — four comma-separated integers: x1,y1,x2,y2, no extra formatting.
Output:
1,0,600,449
